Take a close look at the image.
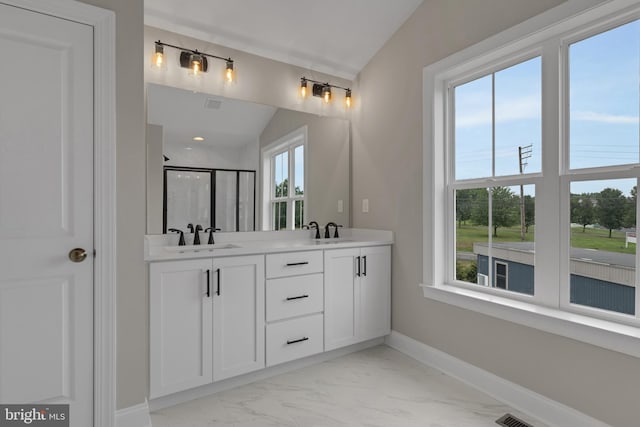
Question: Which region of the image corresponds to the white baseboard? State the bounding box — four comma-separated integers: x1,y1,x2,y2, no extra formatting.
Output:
115,400,152,427
385,331,610,427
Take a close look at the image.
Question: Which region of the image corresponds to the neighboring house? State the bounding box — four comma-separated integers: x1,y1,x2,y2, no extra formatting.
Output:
474,242,636,315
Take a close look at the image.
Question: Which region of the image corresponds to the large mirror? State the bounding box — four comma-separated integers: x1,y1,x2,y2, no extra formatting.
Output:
146,83,350,234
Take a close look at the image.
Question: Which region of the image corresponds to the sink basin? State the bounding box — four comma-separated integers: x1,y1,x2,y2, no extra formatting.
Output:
164,243,240,253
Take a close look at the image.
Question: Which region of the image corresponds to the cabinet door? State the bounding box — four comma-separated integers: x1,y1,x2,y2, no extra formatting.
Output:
324,248,360,351
150,259,213,398
358,246,391,341
212,255,265,381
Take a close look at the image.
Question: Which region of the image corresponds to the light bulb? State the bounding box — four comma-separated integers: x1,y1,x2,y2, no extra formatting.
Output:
153,51,163,67
300,79,307,98
225,60,234,83
152,43,164,69
345,89,352,108
323,86,331,103
190,54,203,76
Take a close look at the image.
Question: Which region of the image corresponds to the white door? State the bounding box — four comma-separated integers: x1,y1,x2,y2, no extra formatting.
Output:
213,255,265,381
149,260,213,398
0,3,94,425
324,248,359,351
359,246,391,341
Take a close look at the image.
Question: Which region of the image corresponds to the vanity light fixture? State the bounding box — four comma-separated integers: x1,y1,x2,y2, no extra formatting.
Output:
300,76,352,108
300,78,308,98
153,43,164,68
225,60,235,83
153,40,235,82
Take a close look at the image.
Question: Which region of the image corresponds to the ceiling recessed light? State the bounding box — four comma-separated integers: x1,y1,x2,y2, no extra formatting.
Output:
184,146,193,150
193,136,204,141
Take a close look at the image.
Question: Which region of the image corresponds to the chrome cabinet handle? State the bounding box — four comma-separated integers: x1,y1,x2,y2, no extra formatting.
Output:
68,248,87,263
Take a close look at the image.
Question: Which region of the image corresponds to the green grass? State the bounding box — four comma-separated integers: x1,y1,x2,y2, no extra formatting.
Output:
456,224,635,254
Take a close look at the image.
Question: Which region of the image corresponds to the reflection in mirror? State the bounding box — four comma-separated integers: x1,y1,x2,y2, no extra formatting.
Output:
163,167,255,233
146,83,350,234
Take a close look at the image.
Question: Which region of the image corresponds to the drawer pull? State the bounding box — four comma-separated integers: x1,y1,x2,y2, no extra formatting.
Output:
286,337,309,345
285,261,309,267
285,294,309,301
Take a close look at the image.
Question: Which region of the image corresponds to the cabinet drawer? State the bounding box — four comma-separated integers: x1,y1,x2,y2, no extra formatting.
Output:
266,274,323,322
265,250,323,278
266,314,323,367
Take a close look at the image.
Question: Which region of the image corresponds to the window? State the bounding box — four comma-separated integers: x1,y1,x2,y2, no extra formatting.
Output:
452,57,540,298
494,261,508,290
425,1,640,354
261,127,307,230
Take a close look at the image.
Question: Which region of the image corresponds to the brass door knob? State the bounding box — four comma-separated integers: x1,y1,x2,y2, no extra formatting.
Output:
68,248,88,263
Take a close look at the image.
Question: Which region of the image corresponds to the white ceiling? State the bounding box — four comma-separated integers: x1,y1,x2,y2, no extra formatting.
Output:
147,83,277,149
144,0,424,80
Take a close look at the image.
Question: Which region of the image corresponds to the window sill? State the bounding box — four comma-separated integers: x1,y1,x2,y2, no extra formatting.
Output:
421,283,640,359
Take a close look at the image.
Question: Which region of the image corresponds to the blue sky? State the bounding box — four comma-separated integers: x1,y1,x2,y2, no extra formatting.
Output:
454,19,639,196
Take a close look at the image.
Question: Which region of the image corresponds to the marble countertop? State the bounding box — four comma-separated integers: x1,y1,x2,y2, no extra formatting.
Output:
145,228,393,261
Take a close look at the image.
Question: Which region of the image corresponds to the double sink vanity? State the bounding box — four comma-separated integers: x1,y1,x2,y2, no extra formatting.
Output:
145,228,393,401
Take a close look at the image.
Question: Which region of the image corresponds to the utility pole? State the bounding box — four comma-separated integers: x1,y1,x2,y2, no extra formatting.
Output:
519,145,532,241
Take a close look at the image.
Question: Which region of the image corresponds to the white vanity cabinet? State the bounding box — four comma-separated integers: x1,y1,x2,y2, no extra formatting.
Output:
212,255,265,381
324,245,391,351
149,255,264,398
265,250,325,367
149,259,213,398
146,231,393,401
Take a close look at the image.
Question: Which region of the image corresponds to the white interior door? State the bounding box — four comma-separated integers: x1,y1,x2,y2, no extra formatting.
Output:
0,3,94,425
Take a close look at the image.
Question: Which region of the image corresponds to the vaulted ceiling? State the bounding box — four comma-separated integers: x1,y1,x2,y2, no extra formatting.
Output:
144,0,424,80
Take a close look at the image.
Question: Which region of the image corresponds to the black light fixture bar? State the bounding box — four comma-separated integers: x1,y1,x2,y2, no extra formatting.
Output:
155,40,234,70
300,76,350,93
300,76,352,106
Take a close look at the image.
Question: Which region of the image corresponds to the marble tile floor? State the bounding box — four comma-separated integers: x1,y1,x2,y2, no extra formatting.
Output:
150,345,545,427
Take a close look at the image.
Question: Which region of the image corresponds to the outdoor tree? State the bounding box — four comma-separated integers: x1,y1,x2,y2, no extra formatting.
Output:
623,185,637,228
571,193,596,232
456,188,484,226
596,188,627,238
273,178,304,229
524,195,535,233
470,186,519,237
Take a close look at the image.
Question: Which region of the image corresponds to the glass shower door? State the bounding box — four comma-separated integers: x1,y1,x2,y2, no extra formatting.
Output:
164,169,212,232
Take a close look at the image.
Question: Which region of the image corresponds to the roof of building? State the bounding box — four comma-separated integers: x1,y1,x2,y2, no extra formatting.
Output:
473,242,635,269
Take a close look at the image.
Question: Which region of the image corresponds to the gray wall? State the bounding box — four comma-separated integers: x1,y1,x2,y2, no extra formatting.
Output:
77,0,146,410
260,109,350,229
351,0,639,426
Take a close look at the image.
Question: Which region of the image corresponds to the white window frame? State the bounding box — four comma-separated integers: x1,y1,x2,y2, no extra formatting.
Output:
261,126,308,230
422,0,640,359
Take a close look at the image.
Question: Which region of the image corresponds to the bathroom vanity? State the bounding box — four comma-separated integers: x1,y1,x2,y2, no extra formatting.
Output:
145,229,392,400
